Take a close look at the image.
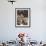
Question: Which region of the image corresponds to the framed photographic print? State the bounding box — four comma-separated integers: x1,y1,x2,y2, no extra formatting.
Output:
15,8,31,27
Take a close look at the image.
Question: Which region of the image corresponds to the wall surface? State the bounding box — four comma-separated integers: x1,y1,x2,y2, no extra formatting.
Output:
0,0,46,42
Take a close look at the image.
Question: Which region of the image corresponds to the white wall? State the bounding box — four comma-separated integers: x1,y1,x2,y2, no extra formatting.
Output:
0,0,46,42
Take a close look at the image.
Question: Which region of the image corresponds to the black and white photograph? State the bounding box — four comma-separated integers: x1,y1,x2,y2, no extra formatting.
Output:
15,8,31,27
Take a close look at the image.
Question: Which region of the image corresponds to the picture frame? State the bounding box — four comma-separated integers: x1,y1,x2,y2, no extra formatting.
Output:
15,8,31,27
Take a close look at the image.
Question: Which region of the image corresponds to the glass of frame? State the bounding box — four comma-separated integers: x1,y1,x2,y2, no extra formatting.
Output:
15,8,31,27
